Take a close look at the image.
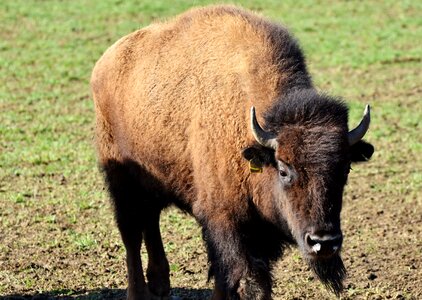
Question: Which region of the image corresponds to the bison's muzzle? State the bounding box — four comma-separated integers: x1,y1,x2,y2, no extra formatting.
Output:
304,231,343,259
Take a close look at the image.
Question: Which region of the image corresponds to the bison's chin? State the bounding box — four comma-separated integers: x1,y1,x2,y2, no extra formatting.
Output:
306,254,346,296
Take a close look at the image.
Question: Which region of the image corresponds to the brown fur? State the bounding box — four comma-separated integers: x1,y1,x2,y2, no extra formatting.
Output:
91,5,373,299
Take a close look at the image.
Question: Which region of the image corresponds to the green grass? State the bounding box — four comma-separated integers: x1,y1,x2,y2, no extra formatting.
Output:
1,0,421,299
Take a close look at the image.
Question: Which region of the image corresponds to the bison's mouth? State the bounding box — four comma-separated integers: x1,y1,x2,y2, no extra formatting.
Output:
306,254,346,296
297,231,346,295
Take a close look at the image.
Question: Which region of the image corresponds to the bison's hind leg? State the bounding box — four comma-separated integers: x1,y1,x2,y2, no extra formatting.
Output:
144,209,170,298
102,159,170,300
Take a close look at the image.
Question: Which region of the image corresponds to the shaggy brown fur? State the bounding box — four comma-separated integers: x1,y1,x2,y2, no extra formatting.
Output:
91,5,373,300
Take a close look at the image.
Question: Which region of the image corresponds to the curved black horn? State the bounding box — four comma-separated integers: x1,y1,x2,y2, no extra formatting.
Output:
348,104,371,146
250,107,277,150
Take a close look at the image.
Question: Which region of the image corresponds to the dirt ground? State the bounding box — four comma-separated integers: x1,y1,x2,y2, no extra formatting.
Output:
1,187,421,300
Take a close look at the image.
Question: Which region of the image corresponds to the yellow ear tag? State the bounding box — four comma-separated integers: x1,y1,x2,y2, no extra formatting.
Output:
249,160,263,173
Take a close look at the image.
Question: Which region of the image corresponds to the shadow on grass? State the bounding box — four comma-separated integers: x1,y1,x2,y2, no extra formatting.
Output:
0,287,212,300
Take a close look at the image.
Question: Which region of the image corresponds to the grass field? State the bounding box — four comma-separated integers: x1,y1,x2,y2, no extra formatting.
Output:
1,0,421,299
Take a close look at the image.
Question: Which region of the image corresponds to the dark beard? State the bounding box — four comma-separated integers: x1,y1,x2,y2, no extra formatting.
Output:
307,255,346,296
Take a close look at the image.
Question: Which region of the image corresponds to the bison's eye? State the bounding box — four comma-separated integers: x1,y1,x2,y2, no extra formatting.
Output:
279,169,288,177
277,160,294,185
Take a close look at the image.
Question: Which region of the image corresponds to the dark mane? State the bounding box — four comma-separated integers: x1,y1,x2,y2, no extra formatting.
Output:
264,22,313,91
264,89,349,132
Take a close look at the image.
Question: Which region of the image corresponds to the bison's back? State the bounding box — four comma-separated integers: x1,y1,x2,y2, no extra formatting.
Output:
91,5,309,207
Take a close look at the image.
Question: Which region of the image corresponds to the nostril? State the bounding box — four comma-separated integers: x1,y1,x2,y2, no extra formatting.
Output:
306,233,318,247
306,234,323,253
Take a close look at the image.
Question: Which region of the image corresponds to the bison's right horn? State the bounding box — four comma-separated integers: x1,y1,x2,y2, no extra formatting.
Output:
348,104,371,146
250,107,278,150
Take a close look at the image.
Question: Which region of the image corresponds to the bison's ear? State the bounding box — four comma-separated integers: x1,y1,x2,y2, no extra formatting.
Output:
242,145,275,166
350,140,374,162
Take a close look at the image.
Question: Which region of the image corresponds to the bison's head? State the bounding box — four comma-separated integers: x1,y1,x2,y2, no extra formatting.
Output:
242,90,374,294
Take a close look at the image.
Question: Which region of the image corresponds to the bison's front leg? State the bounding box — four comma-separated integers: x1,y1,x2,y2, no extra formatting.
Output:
202,221,272,300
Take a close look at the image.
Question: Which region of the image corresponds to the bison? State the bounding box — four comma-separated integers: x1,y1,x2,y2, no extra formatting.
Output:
91,5,374,300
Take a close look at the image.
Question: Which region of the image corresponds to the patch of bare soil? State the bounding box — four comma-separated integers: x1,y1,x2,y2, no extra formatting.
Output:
2,183,420,300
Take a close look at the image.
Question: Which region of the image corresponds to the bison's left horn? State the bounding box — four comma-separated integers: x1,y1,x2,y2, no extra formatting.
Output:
348,104,371,146
250,107,278,150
